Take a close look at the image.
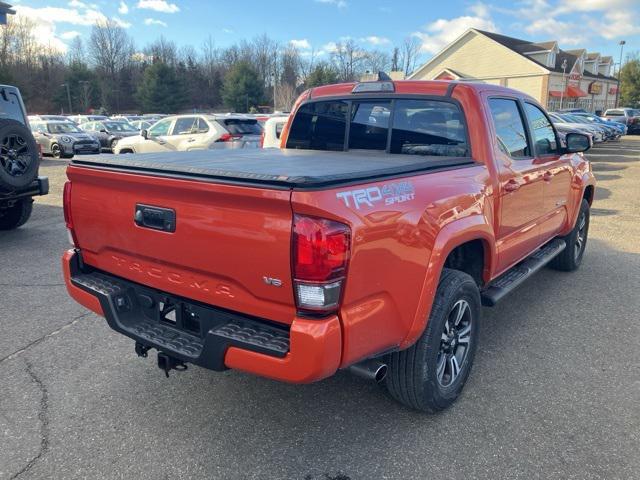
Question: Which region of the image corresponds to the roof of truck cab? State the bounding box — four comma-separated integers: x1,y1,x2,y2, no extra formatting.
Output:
70,148,475,190
307,80,536,103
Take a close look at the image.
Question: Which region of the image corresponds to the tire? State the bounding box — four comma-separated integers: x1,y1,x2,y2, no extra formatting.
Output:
62,153,74,159
0,119,40,191
0,198,33,230
550,199,590,272
385,268,481,413
110,138,118,152
50,143,62,159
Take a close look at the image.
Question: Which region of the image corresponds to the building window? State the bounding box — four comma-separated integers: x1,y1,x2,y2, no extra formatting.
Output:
548,51,556,68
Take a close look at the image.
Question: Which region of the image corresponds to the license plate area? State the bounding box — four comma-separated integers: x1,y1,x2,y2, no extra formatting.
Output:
135,287,205,336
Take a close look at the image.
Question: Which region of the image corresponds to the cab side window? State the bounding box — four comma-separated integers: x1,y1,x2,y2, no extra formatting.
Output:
524,103,557,155
172,117,198,135
488,98,530,158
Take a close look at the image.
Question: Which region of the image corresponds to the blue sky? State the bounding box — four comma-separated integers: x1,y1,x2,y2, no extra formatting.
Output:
11,0,640,67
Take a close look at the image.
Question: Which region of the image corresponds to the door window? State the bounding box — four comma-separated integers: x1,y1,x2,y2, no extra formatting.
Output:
172,117,198,135
196,118,210,133
524,103,558,155
148,118,172,137
488,98,530,158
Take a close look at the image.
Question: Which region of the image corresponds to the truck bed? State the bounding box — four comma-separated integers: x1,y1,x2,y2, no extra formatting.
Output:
71,149,474,189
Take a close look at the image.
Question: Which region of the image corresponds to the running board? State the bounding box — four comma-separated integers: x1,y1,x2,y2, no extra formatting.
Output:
481,239,566,306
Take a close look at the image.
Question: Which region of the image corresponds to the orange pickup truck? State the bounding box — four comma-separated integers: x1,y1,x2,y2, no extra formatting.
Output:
62,80,595,412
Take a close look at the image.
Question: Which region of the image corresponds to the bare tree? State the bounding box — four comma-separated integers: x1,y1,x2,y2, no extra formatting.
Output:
331,39,367,82
401,36,422,77
88,20,134,111
391,47,401,72
364,50,391,75
145,36,178,65
67,36,85,65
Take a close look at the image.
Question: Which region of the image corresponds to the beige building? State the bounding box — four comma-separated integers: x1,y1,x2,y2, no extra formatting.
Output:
410,29,619,113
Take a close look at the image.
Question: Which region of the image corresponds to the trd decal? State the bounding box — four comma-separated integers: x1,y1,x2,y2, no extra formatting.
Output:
336,181,416,210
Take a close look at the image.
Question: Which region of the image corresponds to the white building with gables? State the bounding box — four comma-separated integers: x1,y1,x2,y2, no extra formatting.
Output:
410,29,619,113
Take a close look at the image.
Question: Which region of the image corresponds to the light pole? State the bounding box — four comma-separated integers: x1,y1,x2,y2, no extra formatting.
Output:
559,59,568,110
615,40,626,108
61,83,72,114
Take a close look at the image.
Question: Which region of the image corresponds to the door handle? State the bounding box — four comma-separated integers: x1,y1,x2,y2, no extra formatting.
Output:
504,180,520,192
543,171,554,182
187,138,196,142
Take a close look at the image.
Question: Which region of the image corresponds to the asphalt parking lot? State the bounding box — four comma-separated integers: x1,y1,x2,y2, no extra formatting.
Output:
1,139,639,480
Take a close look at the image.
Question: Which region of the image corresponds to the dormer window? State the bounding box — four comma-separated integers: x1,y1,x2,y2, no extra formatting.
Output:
548,51,556,68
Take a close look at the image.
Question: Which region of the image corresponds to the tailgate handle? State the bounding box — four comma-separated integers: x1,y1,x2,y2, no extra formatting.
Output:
134,204,176,232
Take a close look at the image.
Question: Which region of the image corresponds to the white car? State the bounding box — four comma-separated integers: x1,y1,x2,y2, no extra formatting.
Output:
260,115,288,148
114,114,263,154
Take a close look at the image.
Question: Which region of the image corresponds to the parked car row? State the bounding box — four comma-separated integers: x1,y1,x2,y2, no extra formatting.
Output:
549,110,627,146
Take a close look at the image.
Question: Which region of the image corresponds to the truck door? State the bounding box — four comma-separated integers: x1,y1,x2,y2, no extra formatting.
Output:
488,98,545,273
522,102,572,243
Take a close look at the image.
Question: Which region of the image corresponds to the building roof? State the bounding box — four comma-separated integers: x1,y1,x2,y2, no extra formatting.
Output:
586,52,601,61
0,1,15,25
475,30,617,81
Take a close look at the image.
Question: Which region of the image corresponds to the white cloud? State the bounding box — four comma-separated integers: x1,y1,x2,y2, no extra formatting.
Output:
222,28,234,34
60,30,81,40
113,16,132,28
118,1,129,14
468,2,490,18
144,17,167,27
136,0,180,13
413,15,497,54
321,41,338,54
289,39,311,50
315,0,347,8
525,18,586,45
360,36,391,46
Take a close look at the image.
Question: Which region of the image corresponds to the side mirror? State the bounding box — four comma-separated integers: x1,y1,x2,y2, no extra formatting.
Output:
565,133,590,153
141,129,148,139
100,128,108,133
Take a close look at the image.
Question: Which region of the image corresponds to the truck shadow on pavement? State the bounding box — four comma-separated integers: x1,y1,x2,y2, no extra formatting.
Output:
73,238,636,479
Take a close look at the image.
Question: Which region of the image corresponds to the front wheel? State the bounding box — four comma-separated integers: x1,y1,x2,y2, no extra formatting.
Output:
50,143,62,159
385,269,481,413
550,199,590,272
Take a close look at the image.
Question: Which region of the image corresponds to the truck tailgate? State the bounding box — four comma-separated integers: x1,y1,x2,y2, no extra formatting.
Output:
66,165,296,324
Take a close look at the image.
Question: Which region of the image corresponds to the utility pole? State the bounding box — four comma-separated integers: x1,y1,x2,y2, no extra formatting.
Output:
560,59,568,110
61,83,72,114
615,40,626,108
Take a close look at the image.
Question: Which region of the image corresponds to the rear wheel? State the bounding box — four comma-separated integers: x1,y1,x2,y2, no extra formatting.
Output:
385,269,480,412
550,199,590,272
110,138,118,151
0,119,40,191
0,198,33,230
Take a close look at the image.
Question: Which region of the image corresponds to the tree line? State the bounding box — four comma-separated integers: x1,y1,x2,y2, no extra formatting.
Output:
0,17,423,115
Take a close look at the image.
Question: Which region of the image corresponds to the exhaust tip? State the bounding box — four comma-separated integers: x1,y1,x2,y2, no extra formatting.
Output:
374,364,388,383
348,359,388,383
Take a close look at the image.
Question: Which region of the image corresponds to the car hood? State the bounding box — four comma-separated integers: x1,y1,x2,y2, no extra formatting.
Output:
115,134,144,146
53,132,97,141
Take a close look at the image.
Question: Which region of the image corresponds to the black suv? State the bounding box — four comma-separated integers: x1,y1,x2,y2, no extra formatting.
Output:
0,84,49,230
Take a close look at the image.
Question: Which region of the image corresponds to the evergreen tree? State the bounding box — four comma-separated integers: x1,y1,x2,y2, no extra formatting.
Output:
136,61,187,113
221,61,264,112
304,63,339,88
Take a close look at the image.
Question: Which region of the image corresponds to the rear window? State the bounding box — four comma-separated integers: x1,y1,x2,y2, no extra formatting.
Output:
221,118,262,135
286,98,469,157
606,110,623,116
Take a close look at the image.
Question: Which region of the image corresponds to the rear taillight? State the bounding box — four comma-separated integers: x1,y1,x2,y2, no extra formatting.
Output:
63,181,78,247
259,131,265,148
216,133,242,142
292,214,350,315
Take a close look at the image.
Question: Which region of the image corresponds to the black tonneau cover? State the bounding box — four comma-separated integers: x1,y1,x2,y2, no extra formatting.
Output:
71,149,474,189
